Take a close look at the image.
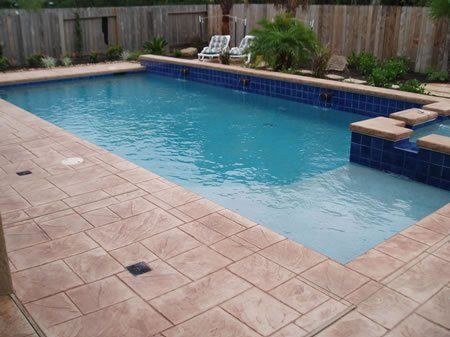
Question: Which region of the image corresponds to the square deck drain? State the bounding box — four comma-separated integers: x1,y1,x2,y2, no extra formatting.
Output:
16,170,32,176
126,262,151,276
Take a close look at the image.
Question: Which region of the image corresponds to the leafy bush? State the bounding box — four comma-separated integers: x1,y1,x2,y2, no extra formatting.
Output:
426,69,448,82
428,0,449,19
26,54,44,68
311,45,331,78
250,13,317,71
61,55,72,67
349,52,378,76
399,79,426,94
143,37,168,55
0,56,9,71
41,56,56,68
219,51,230,65
128,50,142,61
368,57,408,87
106,45,123,61
88,51,99,63
172,49,182,58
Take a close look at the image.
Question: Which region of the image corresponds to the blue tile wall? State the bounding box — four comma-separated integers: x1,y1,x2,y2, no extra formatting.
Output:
141,60,420,118
350,132,450,190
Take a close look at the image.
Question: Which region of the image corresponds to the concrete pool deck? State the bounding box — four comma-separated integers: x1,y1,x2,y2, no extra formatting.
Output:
0,63,449,337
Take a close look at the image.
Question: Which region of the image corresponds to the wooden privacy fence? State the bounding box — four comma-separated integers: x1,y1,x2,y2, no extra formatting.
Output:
0,4,447,72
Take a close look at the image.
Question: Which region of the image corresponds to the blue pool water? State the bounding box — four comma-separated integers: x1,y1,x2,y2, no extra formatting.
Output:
1,72,448,263
411,119,450,141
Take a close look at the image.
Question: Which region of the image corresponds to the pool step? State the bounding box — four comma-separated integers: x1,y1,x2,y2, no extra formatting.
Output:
422,101,450,116
349,117,412,141
389,108,438,128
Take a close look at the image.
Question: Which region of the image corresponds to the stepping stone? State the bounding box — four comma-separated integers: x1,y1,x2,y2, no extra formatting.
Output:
391,84,400,89
180,47,197,57
390,108,437,127
298,69,313,75
343,78,367,85
325,74,345,80
327,55,347,72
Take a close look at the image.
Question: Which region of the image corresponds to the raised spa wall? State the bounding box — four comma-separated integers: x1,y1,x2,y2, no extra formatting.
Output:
349,102,450,190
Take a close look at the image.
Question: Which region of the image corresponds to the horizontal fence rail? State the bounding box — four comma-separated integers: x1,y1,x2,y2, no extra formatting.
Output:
0,4,447,72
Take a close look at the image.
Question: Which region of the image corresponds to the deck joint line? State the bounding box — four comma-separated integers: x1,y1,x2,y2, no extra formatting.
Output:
303,304,356,337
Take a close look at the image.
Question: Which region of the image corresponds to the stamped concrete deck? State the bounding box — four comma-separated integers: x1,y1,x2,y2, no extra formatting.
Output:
0,63,449,337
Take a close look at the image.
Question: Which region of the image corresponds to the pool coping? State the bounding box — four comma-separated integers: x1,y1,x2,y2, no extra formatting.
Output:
0,63,449,337
140,55,450,106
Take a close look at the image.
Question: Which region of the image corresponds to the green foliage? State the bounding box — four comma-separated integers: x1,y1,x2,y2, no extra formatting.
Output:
399,79,426,94
426,69,448,82
219,51,230,65
348,51,378,76
41,56,56,68
74,11,83,56
172,49,182,58
428,0,449,19
88,51,99,63
368,57,408,87
127,50,142,61
311,45,331,78
61,55,72,66
143,37,168,55
250,13,317,71
26,53,44,68
0,56,9,71
105,45,123,61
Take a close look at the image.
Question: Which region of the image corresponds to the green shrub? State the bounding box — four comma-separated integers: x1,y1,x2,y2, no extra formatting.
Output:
426,69,448,82
399,79,426,94
88,51,99,63
311,45,331,78
368,57,408,88
26,54,44,68
250,13,317,71
41,56,56,68
0,56,9,71
347,51,378,76
106,45,123,61
172,49,182,58
61,55,72,67
219,51,230,65
143,37,168,55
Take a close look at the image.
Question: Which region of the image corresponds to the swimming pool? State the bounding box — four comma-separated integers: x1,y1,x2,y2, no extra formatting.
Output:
1,72,448,263
411,119,450,141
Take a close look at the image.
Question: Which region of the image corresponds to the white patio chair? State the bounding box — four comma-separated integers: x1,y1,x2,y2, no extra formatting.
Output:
229,35,255,64
198,35,231,61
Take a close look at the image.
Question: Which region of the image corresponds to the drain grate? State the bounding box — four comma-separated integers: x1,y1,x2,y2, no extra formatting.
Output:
126,262,151,276
16,170,32,176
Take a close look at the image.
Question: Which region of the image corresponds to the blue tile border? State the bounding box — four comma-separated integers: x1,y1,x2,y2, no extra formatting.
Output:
141,60,420,118
350,132,450,190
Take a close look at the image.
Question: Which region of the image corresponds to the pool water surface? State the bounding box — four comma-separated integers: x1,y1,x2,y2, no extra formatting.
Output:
1,72,448,263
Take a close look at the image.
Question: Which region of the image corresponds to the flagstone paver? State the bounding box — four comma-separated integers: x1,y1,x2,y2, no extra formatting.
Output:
1,65,449,337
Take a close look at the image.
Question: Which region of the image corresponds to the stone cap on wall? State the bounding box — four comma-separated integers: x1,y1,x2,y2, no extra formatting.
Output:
390,108,438,127
416,134,450,155
349,117,413,141
422,102,450,116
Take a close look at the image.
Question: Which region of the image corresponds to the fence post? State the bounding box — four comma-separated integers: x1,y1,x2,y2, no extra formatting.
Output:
0,214,13,296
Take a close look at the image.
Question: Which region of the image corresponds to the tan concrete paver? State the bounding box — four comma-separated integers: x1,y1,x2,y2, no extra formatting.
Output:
25,293,81,329
150,269,251,324
64,247,123,282
228,253,295,291
221,287,299,336
0,295,36,337
66,276,135,314
0,66,449,337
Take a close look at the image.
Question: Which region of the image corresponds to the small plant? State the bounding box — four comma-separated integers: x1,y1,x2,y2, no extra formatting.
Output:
61,55,72,67
426,69,448,82
0,45,9,71
121,50,131,61
219,51,230,65
106,45,123,61
143,37,168,55
368,57,408,88
88,51,99,63
172,49,182,58
41,56,56,68
399,79,426,94
347,51,378,76
311,45,331,78
26,53,44,68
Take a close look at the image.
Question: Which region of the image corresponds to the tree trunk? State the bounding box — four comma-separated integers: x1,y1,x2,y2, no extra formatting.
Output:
222,14,230,35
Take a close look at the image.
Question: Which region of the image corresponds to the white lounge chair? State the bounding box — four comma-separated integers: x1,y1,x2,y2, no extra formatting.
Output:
198,35,231,61
230,35,255,64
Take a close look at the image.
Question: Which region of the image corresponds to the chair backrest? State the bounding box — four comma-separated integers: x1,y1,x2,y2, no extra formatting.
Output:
239,35,255,50
208,35,231,51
